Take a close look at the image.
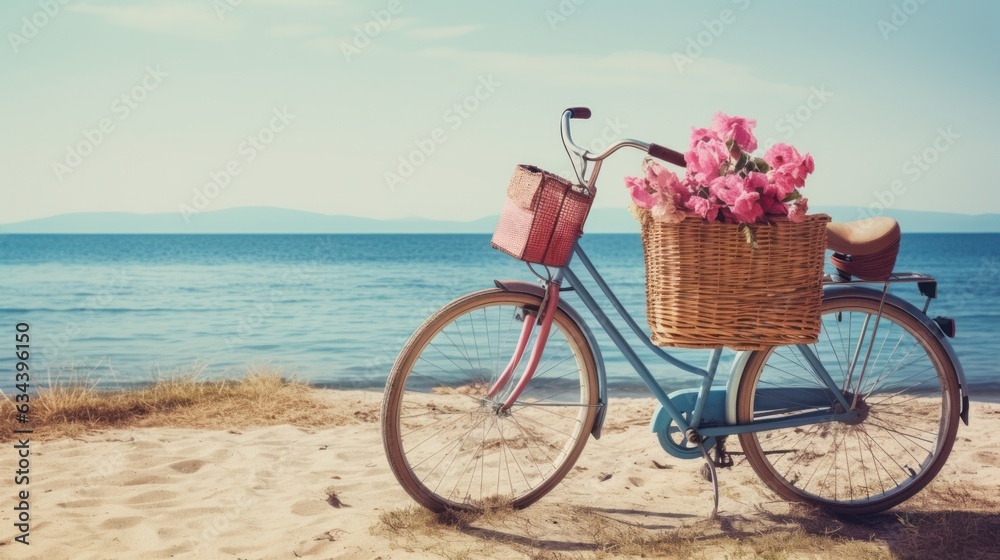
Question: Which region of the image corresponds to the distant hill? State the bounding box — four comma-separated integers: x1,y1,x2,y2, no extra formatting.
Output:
1,205,998,234
0,207,498,234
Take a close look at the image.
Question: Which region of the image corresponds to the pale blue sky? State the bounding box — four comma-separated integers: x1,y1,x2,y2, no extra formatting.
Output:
2,0,997,226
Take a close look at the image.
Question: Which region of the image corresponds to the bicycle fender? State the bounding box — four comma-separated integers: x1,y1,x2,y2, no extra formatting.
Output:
725,286,969,426
725,351,753,426
494,279,609,439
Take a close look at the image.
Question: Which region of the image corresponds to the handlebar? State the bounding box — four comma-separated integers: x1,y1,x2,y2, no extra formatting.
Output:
559,107,686,191
647,143,686,168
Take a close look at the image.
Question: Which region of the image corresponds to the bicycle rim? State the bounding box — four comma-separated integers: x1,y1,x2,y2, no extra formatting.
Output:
736,296,960,514
381,289,598,512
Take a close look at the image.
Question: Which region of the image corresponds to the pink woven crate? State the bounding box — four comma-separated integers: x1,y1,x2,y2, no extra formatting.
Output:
491,165,593,267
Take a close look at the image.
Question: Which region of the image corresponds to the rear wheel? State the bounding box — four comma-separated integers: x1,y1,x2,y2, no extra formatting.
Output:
736,296,960,514
381,289,599,512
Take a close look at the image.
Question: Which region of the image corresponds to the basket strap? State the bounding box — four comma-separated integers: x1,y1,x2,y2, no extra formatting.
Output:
539,184,571,264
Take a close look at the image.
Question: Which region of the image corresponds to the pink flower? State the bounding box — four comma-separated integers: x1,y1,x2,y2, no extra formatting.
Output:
711,112,758,152
787,198,809,222
650,198,686,224
745,171,768,193
731,190,764,224
759,191,787,216
644,161,683,196
688,127,722,150
801,153,815,174
769,172,797,199
672,178,693,207
706,175,728,202
624,175,656,209
764,143,798,168
782,153,814,188
765,143,815,197
626,113,814,232
685,140,730,184
708,175,743,206
685,196,721,221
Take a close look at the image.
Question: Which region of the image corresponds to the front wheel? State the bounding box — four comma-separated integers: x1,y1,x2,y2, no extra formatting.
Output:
381,289,599,512
736,296,961,514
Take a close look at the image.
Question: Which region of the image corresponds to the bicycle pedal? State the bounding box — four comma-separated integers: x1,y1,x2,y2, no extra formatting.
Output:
715,454,734,469
699,462,713,482
711,437,734,469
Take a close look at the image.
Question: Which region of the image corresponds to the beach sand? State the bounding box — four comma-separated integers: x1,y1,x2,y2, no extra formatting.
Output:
2,391,999,559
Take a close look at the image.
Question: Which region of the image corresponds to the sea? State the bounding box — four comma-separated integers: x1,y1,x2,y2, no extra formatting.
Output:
1,234,997,399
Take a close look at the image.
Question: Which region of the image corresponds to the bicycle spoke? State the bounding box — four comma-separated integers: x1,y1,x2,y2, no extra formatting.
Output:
737,298,958,513
387,292,596,511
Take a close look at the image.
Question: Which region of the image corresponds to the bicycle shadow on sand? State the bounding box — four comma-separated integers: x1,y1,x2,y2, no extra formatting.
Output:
375,483,1000,559
711,486,1000,560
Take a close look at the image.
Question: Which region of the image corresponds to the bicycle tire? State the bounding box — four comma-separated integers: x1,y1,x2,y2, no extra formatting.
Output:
736,296,960,514
381,288,599,512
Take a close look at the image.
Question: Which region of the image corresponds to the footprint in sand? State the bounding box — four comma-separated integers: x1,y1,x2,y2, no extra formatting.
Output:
628,476,645,487
125,490,179,505
157,527,186,540
57,498,104,509
208,448,234,462
173,506,226,521
154,544,193,557
51,446,93,459
100,517,145,530
974,450,1000,466
122,475,172,486
290,500,329,516
169,459,208,474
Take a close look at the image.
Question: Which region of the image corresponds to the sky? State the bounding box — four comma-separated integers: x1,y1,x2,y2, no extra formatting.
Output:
2,0,998,227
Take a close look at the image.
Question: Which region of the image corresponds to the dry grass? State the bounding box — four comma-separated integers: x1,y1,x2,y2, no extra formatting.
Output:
371,498,521,559
376,505,445,535
370,484,1000,560
0,368,366,441
889,483,1000,560
375,496,518,535
577,505,892,560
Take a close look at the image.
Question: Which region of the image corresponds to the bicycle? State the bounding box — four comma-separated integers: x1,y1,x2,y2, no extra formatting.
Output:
380,107,969,516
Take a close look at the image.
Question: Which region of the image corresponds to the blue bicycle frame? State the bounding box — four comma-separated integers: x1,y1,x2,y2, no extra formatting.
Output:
557,242,858,452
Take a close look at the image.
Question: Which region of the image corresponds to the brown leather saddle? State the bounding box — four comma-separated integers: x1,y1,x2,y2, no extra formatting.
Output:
826,217,901,281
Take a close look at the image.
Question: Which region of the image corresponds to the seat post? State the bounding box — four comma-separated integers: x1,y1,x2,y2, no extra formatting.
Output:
833,252,852,281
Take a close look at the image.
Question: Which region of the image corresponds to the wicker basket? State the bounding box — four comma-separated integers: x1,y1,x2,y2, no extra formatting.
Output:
491,165,593,267
641,213,831,350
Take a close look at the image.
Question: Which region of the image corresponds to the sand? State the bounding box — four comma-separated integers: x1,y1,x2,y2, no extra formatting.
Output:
2,391,999,559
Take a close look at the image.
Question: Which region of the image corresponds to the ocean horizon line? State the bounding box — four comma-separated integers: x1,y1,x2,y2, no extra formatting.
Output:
3,205,1000,234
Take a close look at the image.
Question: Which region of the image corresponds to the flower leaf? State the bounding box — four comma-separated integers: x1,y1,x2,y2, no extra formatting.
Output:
753,158,771,173
782,190,803,203
740,224,759,249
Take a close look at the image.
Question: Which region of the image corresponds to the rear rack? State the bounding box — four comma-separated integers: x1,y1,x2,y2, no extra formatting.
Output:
824,271,936,297
825,271,939,315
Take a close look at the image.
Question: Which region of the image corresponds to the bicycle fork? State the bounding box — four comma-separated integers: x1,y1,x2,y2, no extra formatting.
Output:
486,280,562,410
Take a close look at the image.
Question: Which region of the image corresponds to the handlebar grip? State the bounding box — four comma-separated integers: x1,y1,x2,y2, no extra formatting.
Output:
566,107,591,120
647,143,686,168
